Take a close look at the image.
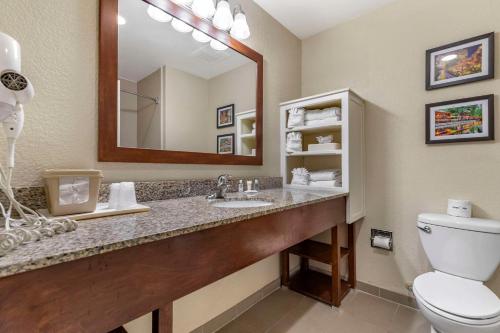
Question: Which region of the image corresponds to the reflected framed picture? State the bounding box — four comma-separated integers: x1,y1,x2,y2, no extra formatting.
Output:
426,95,494,144
217,104,235,128
217,134,235,154
426,32,494,90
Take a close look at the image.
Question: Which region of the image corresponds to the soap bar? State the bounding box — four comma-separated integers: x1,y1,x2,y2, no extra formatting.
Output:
308,143,341,151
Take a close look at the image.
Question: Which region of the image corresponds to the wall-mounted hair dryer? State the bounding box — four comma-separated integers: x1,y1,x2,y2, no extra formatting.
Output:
0,32,34,122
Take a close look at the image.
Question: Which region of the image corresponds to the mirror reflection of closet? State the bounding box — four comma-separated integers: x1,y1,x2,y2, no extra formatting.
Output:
117,0,258,156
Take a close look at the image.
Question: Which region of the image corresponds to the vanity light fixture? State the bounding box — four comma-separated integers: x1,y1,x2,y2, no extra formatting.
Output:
213,0,233,31
230,5,250,40
210,39,228,51
192,29,211,43
117,15,127,25
147,5,172,22
191,0,216,19
171,18,194,33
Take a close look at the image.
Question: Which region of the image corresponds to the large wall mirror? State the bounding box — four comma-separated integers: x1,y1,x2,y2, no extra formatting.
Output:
99,0,263,165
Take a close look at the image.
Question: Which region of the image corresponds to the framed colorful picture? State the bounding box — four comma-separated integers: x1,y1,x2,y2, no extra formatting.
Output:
217,104,235,128
217,134,235,154
426,32,494,90
426,95,494,144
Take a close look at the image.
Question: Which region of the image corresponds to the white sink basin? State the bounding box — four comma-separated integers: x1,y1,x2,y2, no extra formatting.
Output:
211,200,273,208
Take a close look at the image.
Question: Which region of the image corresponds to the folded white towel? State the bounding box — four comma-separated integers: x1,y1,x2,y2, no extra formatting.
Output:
304,117,339,127
309,169,341,181
286,132,303,153
309,180,342,188
287,108,305,128
304,107,341,121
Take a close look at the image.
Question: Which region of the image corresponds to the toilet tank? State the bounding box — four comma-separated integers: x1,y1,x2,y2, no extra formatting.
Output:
417,213,500,281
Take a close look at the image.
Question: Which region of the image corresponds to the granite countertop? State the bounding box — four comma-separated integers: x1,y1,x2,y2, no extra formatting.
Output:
0,188,347,278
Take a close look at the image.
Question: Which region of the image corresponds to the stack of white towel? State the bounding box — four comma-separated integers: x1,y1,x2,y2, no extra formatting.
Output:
291,168,342,188
309,169,342,188
304,107,341,126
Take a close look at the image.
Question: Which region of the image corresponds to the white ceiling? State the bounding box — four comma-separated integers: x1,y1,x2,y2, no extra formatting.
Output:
253,0,398,39
118,0,251,82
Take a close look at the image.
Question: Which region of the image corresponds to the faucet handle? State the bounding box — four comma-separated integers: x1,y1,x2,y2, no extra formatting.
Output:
217,174,230,186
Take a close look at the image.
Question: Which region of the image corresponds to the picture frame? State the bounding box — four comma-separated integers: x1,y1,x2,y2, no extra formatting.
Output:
217,134,235,154
426,32,494,90
425,95,494,144
217,104,235,128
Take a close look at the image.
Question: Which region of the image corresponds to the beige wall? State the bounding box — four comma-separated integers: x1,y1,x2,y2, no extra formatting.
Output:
119,78,138,148
163,66,211,152
0,0,301,332
301,0,500,296
137,69,162,149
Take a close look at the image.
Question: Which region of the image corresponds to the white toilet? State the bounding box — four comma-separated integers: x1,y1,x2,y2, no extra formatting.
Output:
414,213,500,333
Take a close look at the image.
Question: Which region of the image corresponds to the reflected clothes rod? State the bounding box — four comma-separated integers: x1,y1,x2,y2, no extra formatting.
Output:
120,89,159,104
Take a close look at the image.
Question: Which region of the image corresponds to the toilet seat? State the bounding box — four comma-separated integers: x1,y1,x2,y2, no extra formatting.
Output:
414,272,500,326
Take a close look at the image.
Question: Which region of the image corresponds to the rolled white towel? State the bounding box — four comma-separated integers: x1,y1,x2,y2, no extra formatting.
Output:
304,117,339,126
310,169,341,182
309,180,342,188
304,107,341,121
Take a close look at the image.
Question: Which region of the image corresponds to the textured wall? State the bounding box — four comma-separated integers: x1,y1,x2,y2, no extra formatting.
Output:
0,0,301,332
0,0,301,187
302,0,500,296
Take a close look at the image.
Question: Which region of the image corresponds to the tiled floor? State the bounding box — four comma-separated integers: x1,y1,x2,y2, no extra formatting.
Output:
216,288,430,333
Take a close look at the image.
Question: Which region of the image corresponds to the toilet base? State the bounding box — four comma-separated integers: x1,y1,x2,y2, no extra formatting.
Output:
431,327,439,333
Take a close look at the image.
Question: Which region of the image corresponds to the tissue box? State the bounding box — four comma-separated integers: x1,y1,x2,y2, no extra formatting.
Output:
43,169,103,216
308,143,341,151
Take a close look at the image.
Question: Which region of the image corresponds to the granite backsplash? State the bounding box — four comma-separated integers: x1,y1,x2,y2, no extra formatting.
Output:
1,176,283,211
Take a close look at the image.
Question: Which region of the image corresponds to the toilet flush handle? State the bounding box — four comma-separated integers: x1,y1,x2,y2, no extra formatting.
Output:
417,225,432,234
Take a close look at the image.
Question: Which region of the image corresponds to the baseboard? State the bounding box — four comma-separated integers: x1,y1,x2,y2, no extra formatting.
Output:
356,280,417,309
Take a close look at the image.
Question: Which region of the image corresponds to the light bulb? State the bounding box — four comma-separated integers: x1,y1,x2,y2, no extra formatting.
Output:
147,5,172,23
172,0,193,5
230,7,250,40
191,0,215,19
210,39,228,51
171,18,193,33
117,15,126,25
192,29,211,43
213,0,233,31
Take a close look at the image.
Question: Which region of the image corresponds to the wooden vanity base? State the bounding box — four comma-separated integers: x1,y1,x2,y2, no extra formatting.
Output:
0,197,345,333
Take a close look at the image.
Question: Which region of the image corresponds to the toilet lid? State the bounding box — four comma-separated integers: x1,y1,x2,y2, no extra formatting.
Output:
414,272,500,320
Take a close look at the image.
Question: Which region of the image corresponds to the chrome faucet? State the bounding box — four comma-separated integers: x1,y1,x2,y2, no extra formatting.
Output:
207,174,231,199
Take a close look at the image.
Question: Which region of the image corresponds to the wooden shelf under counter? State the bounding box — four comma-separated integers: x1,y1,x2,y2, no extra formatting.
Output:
281,224,356,307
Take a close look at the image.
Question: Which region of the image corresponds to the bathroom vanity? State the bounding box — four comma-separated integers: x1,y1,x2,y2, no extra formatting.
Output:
0,189,349,333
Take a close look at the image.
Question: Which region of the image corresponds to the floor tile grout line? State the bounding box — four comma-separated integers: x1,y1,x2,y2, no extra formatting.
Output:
264,294,307,333
356,290,420,312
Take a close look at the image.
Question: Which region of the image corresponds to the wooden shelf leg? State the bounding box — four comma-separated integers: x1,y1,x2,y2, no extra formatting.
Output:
152,303,173,333
280,250,290,287
348,223,356,289
331,226,341,307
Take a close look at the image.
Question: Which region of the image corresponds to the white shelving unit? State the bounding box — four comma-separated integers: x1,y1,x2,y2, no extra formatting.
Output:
236,109,256,156
280,89,365,223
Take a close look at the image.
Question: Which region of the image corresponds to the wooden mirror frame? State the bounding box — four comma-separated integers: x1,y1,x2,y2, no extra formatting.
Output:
98,0,263,165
